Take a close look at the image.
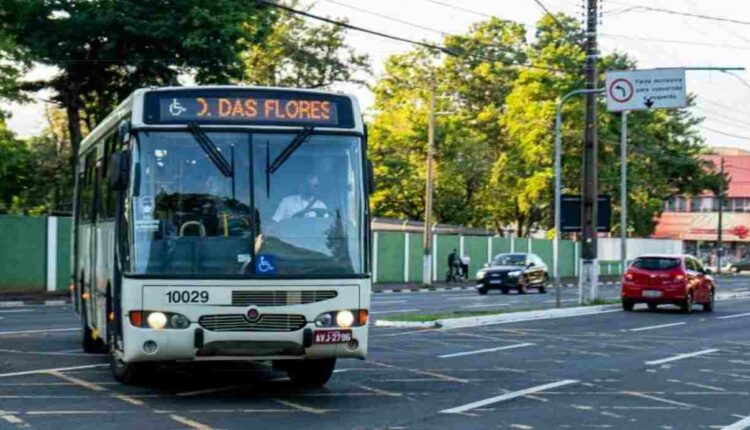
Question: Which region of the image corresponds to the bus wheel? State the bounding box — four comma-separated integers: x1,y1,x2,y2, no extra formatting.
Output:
110,350,153,385
286,358,336,388
81,311,105,353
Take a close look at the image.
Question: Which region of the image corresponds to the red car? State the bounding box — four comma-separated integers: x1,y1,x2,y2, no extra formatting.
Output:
621,254,715,313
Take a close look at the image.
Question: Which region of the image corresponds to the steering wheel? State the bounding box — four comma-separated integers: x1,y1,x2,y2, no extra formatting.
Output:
292,207,335,219
179,220,206,237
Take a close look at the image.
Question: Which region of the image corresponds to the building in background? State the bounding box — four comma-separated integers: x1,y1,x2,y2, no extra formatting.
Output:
653,147,750,266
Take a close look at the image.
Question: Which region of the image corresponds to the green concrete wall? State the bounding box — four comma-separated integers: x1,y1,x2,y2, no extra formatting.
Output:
0,216,47,292
491,237,512,259
463,236,487,278
436,235,460,282
407,232,424,283
375,231,405,283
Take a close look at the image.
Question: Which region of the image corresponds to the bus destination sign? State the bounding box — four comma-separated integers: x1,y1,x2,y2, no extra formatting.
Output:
144,90,355,127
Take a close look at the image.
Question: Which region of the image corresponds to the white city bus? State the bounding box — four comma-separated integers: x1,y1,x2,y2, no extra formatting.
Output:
72,86,373,386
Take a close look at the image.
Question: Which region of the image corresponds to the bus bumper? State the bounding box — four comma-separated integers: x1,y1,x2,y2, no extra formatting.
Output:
121,323,369,363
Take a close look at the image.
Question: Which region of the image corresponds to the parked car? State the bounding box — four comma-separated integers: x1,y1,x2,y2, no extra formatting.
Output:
621,254,715,313
475,253,548,295
727,259,750,273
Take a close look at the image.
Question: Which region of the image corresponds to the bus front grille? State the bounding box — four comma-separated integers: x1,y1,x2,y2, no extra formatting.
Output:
231,290,337,307
198,314,307,332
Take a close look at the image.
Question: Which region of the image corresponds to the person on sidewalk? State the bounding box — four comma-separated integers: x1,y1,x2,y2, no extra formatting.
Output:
460,254,471,280
447,249,460,282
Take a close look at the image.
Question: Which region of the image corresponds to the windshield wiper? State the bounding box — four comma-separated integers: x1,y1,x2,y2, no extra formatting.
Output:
187,123,233,177
267,126,315,174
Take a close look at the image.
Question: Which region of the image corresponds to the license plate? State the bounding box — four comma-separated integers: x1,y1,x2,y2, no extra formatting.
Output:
313,330,353,344
490,280,503,284
643,290,662,298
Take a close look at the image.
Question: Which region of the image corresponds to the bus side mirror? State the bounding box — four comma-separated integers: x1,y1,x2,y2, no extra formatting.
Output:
118,120,131,145
110,151,130,191
367,160,376,194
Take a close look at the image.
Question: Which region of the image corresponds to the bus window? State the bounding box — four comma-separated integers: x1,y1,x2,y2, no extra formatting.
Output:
80,152,97,223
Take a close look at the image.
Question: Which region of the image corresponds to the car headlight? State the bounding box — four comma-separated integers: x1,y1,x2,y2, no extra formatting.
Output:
508,271,522,277
475,270,486,279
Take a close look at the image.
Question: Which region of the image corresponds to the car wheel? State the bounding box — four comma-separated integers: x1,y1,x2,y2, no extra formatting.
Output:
681,292,694,314
518,280,528,294
622,299,634,312
287,358,336,388
478,287,488,295
647,303,658,312
703,290,715,312
731,266,740,274
539,275,548,294
501,288,509,295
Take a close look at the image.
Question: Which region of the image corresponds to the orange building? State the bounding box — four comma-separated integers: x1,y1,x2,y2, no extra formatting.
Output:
653,147,750,265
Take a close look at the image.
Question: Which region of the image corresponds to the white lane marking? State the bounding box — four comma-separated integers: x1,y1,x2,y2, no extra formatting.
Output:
447,296,484,301
170,414,214,430
645,349,719,366
624,391,698,408
0,328,79,336
0,348,89,356
438,343,534,359
0,364,108,379
48,371,107,392
271,398,326,414
371,309,420,315
357,384,402,397
625,322,686,332
440,379,579,414
461,303,511,309
683,382,726,392
371,300,408,305
723,415,750,430
718,312,750,320
0,310,35,314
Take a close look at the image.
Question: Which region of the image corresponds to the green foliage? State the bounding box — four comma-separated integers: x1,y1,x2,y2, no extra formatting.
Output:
369,13,721,237
0,116,31,213
242,1,370,88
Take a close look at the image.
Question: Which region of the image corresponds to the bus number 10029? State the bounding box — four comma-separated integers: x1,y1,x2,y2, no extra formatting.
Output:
166,290,209,304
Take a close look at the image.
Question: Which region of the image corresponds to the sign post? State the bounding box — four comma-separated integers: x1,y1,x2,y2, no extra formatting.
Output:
605,68,687,282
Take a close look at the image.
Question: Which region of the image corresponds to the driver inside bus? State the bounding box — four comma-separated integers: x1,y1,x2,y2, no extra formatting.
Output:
271,173,329,222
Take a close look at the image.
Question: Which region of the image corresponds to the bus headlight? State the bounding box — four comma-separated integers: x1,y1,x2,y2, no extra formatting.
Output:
170,314,191,329
336,310,355,328
147,312,168,330
314,312,334,327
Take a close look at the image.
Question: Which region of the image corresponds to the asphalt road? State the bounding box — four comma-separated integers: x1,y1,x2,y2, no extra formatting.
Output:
0,276,750,429
370,275,750,320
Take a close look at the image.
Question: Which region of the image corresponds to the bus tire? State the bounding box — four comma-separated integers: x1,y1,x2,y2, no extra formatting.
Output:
81,301,105,353
110,351,153,385
286,358,336,388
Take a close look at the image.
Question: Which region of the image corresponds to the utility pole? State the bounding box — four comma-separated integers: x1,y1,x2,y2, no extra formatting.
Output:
422,87,436,286
580,0,599,303
717,157,724,274
620,112,628,276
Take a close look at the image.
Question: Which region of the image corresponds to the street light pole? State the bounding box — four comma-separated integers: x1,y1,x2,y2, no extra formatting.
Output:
422,87,436,286
554,88,604,308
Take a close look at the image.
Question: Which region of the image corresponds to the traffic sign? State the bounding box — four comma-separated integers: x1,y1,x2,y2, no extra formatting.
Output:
605,69,687,112
559,194,611,233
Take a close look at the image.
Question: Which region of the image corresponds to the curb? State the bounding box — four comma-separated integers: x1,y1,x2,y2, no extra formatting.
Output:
0,299,70,308
375,304,621,329
373,282,620,294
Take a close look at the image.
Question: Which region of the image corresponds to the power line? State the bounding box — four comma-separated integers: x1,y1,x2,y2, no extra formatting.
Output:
422,0,492,19
699,126,750,142
322,0,449,36
258,0,567,73
530,0,567,31
609,3,750,26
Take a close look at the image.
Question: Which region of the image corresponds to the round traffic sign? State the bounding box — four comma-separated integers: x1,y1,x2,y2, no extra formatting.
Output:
608,78,634,103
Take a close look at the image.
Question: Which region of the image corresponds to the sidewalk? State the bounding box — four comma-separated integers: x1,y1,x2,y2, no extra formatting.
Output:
373,276,623,293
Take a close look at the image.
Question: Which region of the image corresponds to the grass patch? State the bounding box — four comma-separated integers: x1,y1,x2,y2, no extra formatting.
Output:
379,300,621,322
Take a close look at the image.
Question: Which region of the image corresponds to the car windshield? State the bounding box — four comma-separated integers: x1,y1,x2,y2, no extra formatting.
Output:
631,257,681,270
130,130,364,277
492,254,526,266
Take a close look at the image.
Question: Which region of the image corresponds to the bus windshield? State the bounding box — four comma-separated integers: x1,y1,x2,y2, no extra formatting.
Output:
131,130,364,277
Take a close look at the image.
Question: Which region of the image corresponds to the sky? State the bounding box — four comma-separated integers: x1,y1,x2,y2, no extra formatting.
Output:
4,0,750,150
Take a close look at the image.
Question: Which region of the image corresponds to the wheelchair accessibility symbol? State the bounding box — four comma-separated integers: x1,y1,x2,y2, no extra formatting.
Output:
256,254,277,274
169,98,187,116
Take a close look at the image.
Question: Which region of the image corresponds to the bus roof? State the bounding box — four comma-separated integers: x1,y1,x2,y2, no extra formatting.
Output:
79,85,364,155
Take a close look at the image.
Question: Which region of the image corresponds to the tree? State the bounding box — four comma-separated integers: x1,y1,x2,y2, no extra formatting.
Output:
0,0,275,174
0,115,30,213
242,1,370,88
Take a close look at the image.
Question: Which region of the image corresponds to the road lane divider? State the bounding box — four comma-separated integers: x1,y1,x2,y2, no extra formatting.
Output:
722,415,750,430
0,364,108,379
624,322,686,332
0,328,79,336
645,349,719,366
718,312,750,320
440,379,579,414
438,343,535,359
